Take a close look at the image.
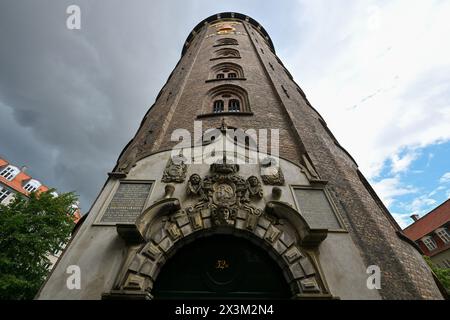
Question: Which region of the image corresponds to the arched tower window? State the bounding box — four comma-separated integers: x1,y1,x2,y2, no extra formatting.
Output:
210,62,244,80
213,100,224,113
204,85,250,115
213,48,240,59
229,99,240,112
215,38,238,46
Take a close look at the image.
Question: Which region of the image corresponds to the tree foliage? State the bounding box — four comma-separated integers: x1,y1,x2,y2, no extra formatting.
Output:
424,255,450,294
0,190,78,300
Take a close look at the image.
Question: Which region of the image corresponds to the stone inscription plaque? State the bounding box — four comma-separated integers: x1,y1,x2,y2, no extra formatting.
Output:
100,182,152,223
294,188,341,230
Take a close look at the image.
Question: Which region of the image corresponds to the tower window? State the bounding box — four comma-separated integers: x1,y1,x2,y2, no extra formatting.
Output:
204,84,250,116
229,99,240,112
213,48,240,59
0,165,20,181
210,62,244,80
215,38,238,46
213,100,224,113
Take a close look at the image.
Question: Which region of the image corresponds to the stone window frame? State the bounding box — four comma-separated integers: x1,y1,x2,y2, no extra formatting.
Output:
289,184,347,233
198,84,253,118
207,62,246,82
213,37,239,47
228,99,240,112
210,48,241,61
213,100,224,113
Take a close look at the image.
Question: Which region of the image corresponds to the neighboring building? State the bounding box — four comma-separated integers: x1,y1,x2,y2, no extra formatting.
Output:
0,155,81,269
37,12,443,300
0,156,50,205
403,199,450,269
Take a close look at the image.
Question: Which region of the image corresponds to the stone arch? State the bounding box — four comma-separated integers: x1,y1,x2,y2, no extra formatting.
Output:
107,197,330,299
204,84,250,114
214,37,238,46
210,62,244,79
213,48,240,59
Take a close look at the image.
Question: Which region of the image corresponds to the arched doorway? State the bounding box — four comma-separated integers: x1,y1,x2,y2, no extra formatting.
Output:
152,235,291,299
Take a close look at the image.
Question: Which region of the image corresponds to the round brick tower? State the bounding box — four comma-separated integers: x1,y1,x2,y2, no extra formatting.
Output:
37,12,443,300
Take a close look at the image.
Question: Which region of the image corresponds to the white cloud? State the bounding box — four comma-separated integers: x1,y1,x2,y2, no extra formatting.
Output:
371,176,417,208
287,0,450,179
391,212,413,229
390,151,419,174
394,195,438,228
439,172,450,184
428,185,445,197
404,195,437,215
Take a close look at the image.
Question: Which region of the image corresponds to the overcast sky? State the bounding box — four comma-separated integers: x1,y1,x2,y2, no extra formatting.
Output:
1,0,449,228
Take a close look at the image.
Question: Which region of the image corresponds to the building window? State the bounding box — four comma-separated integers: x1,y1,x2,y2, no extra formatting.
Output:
23,179,41,193
213,100,224,113
215,38,238,46
210,62,244,80
228,99,240,112
443,259,450,268
422,236,438,251
213,48,240,59
436,228,450,244
204,84,250,115
0,187,11,202
0,165,20,181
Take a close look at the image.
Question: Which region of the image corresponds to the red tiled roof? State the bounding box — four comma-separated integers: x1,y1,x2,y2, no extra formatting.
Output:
1,156,81,222
403,199,450,241
0,157,49,196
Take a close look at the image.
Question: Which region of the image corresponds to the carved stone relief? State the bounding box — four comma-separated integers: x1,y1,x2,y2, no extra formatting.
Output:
260,157,285,185
186,158,263,226
161,154,187,183
105,158,330,300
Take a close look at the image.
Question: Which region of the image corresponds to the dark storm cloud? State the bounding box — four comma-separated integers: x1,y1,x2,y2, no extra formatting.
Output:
0,0,302,212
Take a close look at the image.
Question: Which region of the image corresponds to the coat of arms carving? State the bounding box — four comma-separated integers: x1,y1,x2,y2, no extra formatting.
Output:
186,157,263,226
162,154,187,183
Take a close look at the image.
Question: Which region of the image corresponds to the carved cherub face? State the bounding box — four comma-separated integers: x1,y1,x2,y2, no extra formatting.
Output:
248,176,258,187
190,174,201,185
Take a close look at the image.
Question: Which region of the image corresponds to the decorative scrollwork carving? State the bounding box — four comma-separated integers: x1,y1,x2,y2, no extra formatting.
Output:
186,158,264,226
260,157,285,186
161,154,187,183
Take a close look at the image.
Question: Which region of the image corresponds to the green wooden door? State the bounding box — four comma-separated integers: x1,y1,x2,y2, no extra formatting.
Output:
152,235,290,299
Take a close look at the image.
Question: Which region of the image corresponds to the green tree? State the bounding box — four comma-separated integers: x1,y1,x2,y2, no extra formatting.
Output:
0,190,78,300
424,255,450,293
